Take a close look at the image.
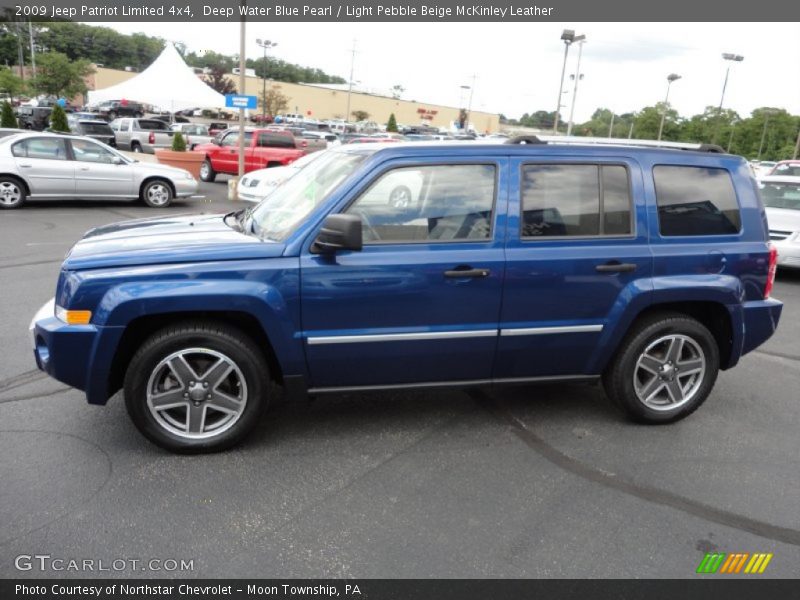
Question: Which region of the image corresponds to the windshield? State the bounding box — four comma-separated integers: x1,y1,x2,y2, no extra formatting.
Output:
80,122,113,135
250,150,365,241
760,181,800,210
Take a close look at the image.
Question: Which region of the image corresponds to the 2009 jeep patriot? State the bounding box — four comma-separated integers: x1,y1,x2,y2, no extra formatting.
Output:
30,137,782,452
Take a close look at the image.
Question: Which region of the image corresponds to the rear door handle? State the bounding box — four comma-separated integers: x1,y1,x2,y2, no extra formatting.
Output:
19,163,32,168
596,262,637,273
444,268,490,278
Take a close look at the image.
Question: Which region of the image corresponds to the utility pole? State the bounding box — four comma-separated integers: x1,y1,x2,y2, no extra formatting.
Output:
794,127,800,160
345,39,357,124
608,113,614,138
237,0,246,180
465,74,476,135
15,22,24,81
27,20,36,79
628,121,634,139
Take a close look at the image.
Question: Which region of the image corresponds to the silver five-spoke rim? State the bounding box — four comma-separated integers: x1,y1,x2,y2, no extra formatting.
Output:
389,187,411,208
146,348,248,440
147,183,170,206
200,162,210,178
0,181,22,206
633,334,706,411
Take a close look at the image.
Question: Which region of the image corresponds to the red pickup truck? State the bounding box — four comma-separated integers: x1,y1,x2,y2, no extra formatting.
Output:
194,128,305,182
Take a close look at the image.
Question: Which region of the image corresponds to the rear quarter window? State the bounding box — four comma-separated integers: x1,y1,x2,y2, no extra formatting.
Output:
653,165,741,236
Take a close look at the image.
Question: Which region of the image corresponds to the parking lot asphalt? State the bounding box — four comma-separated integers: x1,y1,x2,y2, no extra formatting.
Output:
1,182,799,579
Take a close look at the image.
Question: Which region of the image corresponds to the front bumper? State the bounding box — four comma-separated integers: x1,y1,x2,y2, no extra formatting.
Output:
773,239,800,269
30,298,124,405
174,177,199,198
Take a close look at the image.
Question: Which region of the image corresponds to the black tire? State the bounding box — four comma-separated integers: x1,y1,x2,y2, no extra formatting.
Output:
124,321,269,453
130,142,142,153
108,111,117,121
0,176,26,209
388,185,412,209
199,158,216,182
141,179,174,208
602,312,719,424
135,112,143,118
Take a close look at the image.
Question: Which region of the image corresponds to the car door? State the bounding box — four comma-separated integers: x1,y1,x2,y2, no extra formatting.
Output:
495,156,652,379
218,130,252,173
10,136,75,198
70,138,134,199
300,158,508,389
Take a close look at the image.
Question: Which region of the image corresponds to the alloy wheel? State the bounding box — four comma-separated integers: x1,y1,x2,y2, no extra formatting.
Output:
633,334,706,411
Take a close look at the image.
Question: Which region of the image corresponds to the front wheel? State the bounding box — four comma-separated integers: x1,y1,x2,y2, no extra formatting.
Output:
141,179,173,208
388,185,412,209
124,322,269,453
603,313,719,424
199,159,216,182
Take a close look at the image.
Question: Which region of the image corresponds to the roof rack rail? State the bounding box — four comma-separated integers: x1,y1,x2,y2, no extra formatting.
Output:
505,135,725,154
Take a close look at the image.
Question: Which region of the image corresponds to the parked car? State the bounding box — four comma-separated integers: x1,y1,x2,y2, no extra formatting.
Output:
28,136,782,452
170,123,214,149
759,175,800,268
237,151,323,203
93,100,145,121
208,122,229,136
346,136,401,144
0,132,197,209
110,118,175,153
754,161,777,178
193,128,305,181
152,114,190,124
67,118,116,147
768,160,800,177
300,130,341,148
0,128,26,139
15,106,52,131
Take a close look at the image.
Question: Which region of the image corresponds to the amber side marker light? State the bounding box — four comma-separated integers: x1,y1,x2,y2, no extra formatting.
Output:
55,306,92,325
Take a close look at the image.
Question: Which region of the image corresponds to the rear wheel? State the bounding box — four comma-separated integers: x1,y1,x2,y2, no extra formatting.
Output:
108,111,117,120
0,177,25,209
389,185,412,209
131,142,142,153
603,313,719,424
199,158,216,182
141,179,173,208
124,322,269,453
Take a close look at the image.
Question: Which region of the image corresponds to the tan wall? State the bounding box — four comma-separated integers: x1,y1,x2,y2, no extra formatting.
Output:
92,68,499,133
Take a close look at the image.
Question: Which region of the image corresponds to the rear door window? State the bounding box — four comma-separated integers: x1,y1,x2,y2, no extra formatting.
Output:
654,166,741,236
12,137,68,160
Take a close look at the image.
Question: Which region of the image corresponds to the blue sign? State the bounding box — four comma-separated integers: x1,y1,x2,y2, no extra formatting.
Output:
225,94,257,110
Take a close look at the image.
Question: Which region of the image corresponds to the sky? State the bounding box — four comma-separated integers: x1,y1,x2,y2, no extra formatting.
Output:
94,21,800,122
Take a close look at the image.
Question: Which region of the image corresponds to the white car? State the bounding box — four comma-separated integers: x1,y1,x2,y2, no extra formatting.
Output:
300,130,341,148
755,161,777,178
237,151,321,203
760,175,800,268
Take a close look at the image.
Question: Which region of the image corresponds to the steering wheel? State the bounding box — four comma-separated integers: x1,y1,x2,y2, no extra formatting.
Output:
352,209,380,242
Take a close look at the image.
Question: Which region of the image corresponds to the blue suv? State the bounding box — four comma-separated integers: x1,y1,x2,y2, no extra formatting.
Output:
30,137,782,452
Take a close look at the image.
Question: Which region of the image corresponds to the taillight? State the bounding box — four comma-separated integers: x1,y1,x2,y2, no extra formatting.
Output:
764,243,778,299
148,131,155,144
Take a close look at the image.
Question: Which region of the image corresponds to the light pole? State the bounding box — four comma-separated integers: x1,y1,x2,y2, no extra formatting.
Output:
554,30,584,134
463,75,476,135
255,39,277,122
565,37,586,137
608,112,615,138
713,53,744,144
657,73,681,141
237,0,246,180
757,109,778,160
345,39,357,124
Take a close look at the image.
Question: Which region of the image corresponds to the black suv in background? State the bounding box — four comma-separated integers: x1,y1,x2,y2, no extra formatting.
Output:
67,118,117,146
94,100,145,121
15,106,53,131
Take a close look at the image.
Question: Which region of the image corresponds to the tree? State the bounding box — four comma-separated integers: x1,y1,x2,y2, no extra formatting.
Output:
391,85,405,100
32,52,94,98
351,110,370,122
204,64,236,95
0,67,25,98
1,101,17,128
171,131,187,152
260,86,289,117
49,104,70,132
386,113,398,132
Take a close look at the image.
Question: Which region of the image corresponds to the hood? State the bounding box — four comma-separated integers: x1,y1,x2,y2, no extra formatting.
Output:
64,213,285,270
765,208,800,233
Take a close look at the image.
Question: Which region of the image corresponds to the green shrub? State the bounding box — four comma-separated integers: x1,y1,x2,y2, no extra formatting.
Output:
0,101,17,128
49,104,70,132
386,113,398,132
171,130,187,151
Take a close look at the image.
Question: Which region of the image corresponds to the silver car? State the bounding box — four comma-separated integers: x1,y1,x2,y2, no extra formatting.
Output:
0,132,198,209
760,175,800,269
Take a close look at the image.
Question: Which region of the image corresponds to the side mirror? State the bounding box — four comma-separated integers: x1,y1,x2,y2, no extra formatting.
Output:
312,214,363,254
111,156,124,165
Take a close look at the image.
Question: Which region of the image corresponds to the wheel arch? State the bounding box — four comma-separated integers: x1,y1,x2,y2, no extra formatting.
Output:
0,173,30,196
139,176,176,199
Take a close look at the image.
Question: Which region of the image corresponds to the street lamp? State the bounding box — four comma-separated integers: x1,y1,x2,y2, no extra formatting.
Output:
255,39,277,122
565,35,586,137
713,52,744,144
553,29,585,134
657,73,681,141
462,76,476,135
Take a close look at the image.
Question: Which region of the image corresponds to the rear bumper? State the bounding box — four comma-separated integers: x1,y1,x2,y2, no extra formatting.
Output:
30,298,124,405
737,298,783,360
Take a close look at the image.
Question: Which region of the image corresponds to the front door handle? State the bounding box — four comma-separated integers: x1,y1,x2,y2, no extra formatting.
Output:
444,267,490,278
596,262,637,273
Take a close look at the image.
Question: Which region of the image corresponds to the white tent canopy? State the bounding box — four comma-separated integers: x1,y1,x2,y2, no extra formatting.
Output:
87,43,227,112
